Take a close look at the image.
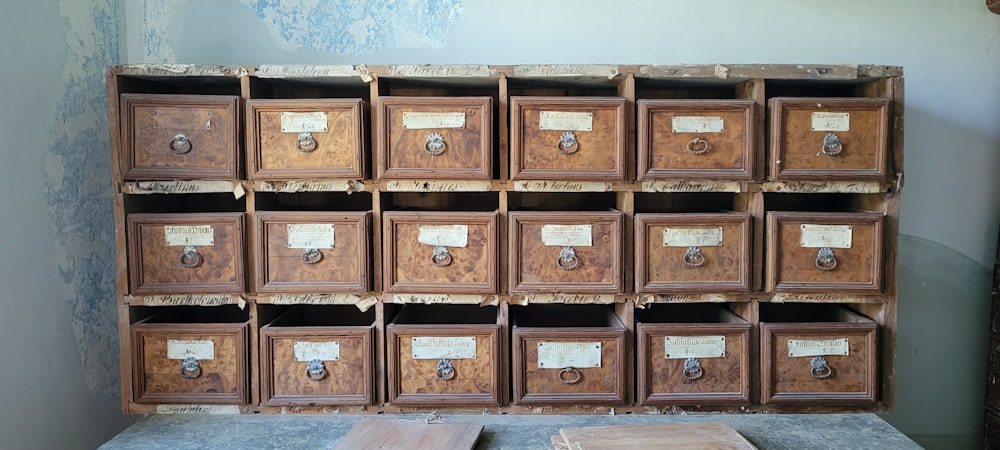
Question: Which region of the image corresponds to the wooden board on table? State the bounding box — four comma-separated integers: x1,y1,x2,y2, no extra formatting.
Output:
333,417,482,450
556,422,756,450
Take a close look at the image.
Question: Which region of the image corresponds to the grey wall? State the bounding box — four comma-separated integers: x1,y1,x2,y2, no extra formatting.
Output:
0,0,133,448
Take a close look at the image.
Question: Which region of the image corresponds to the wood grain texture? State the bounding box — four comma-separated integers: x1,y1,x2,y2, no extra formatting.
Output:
558,422,756,450
333,417,482,450
259,326,374,406
512,327,626,405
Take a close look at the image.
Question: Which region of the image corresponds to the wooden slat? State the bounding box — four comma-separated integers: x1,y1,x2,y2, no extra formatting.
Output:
333,417,482,450
558,422,756,449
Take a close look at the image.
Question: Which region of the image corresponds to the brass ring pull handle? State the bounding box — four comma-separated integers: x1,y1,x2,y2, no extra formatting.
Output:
431,246,452,267
306,359,327,381
683,246,706,267
821,133,843,156
169,134,192,155
815,247,838,271
301,248,322,265
686,137,710,155
436,358,456,381
179,357,202,379
682,357,704,381
557,131,579,154
557,246,580,270
424,132,446,156
559,367,582,384
296,132,317,153
179,245,203,269
810,356,833,379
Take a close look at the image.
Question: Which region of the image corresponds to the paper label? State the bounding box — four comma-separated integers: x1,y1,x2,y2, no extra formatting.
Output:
539,111,593,131
800,224,853,248
293,341,340,361
383,180,491,192
513,181,612,192
167,340,215,360
811,112,850,132
642,180,742,193
417,225,469,248
155,405,240,415
513,293,616,305
664,336,726,359
787,338,850,357
411,337,476,359
541,224,592,247
662,228,723,247
402,112,466,129
287,224,335,249
164,225,214,247
672,116,724,133
537,342,602,369
138,294,237,307
280,112,329,133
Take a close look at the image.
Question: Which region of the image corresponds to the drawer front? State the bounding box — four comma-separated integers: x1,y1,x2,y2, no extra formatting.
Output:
635,213,751,293
121,94,239,180
509,211,623,294
248,99,365,179
383,211,498,293
769,97,889,180
766,212,884,293
255,211,370,293
512,328,626,405
638,100,755,180
132,324,248,404
260,327,374,406
761,322,877,404
127,213,245,294
377,97,492,179
511,97,626,180
387,325,501,406
637,323,750,405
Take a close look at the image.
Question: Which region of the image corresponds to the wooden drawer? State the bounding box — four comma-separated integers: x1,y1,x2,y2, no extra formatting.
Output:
766,212,884,293
508,211,623,294
127,213,245,294
760,304,878,405
510,97,626,180
376,97,492,179
768,97,890,180
254,211,370,293
636,304,751,405
512,305,626,405
635,213,751,293
386,306,501,406
637,100,755,180
382,211,498,294
247,99,365,180
131,311,248,404
120,94,240,180
259,306,374,406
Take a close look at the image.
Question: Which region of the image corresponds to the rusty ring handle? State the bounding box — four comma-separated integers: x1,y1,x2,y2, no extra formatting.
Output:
306,359,327,381
683,246,706,267
821,133,843,156
436,358,456,381
682,357,704,381
296,132,317,153
557,246,580,271
815,247,838,271
301,248,323,265
557,131,579,154
810,356,833,379
559,367,582,384
169,134,193,155
425,132,446,156
179,357,202,379
431,246,453,267
686,137,710,155
179,245,203,269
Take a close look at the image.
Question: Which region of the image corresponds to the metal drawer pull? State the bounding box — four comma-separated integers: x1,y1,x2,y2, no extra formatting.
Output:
821,133,843,156
179,245,203,268
306,359,327,381
169,134,193,155
431,246,452,267
179,357,202,379
810,356,833,379
815,247,838,271
682,357,704,381
683,246,706,267
424,132,446,156
557,246,580,270
436,358,456,381
686,137,710,155
559,367,582,384
557,131,579,154
301,248,323,264
296,132,317,153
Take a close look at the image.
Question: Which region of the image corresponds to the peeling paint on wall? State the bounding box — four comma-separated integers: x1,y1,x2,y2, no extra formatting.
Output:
47,0,122,400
